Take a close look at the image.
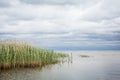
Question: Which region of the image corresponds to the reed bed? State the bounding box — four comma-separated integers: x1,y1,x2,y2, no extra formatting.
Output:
0,40,67,69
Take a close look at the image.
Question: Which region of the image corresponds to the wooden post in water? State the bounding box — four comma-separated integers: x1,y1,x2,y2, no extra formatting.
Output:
70,53,72,63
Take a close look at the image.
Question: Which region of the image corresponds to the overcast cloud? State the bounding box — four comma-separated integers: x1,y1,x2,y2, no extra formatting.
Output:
0,0,120,50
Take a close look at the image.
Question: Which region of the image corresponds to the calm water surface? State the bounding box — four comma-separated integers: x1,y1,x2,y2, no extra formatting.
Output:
0,51,120,80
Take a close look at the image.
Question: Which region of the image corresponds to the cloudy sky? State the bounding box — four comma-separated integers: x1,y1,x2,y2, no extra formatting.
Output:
0,0,120,50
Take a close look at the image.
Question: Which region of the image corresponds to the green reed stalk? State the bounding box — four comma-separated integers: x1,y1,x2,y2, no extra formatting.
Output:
0,40,67,69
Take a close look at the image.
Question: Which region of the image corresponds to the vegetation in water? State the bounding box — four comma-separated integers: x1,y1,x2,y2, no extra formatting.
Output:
79,55,90,58
0,40,67,69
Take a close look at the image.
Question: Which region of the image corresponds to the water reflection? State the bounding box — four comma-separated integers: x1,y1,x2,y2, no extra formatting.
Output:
0,51,120,80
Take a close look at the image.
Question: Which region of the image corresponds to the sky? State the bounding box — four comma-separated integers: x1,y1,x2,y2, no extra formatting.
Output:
0,0,120,50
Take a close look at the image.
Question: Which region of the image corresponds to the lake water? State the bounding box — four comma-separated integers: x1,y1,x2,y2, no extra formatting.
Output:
0,51,120,80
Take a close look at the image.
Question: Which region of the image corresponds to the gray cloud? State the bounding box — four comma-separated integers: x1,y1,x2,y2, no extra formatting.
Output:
0,0,12,8
0,30,120,45
20,0,99,5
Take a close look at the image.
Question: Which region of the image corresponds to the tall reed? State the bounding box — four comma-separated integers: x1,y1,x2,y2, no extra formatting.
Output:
0,40,66,69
